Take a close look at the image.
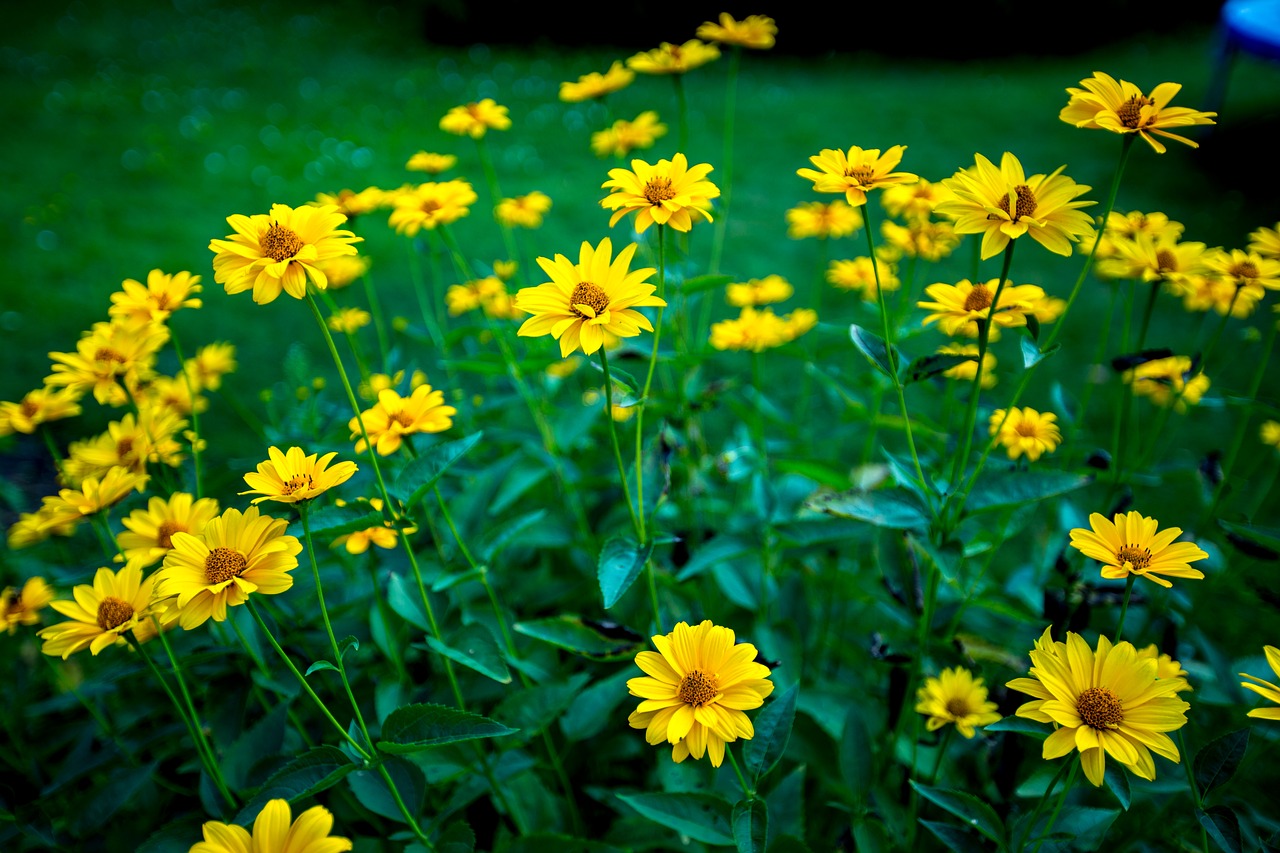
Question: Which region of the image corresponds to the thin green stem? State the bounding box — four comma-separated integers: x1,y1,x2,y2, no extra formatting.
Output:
635,225,668,547
376,762,436,850
1114,575,1137,642
406,240,447,351
925,726,954,786
90,513,119,564
725,743,754,800
360,268,391,368
1071,283,1119,454
39,425,66,478
475,135,520,270
1210,315,1277,518
318,288,372,387
1030,761,1077,853
168,327,203,499
1177,730,1211,853
1018,759,1071,851
598,348,642,538
708,46,740,276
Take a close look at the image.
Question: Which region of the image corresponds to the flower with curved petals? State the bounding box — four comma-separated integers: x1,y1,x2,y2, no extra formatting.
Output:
918,278,1046,338
697,13,777,49
1060,71,1216,153
797,146,917,207
406,151,457,174
190,798,352,853
1069,510,1208,589
37,565,159,657
0,577,55,633
626,40,720,75
560,61,635,102
241,446,357,505
388,180,477,236
591,112,668,159
350,385,456,456
601,154,720,233
117,492,220,570
439,99,510,138
1240,646,1280,721
916,667,1001,738
108,269,202,325
0,387,82,437
786,200,862,240
989,407,1061,461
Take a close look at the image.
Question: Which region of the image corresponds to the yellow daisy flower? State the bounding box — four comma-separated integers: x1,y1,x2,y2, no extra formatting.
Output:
0,387,82,437
1240,646,1280,721
1123,355,1210,411
1249,222,1280,260
7,507,79,550
439,99,511,138
332,499,408,554
591,112,668,159
1262,420,1280,449
327,307,371,334
493,260,518,281
601,153,720,234
155,506,302,629
0,577,55,633
314,187,385,219
406,151,457,174
388,180,478,236
918,278,1046,338
1029,294,1067,325
314,254,371,291
786,200,863,240
938,343,996,388
988,407,1061,461
1060,71,1216,154
1095,232,1208,290
495,191,552,229
697,13,777,49
350,385,456,456
627,620,774,767
39,467,150,528
827,256,900,301
709,307,790,352
117,492,220,570
560,61,635,102
141,372,207,417
62,409,187,485
881,178,955,221
38,565,160,658
726,275,794,307
626,40,721,75
108,269,202,325
1069,510,1208,589
46,319,168,406
1137,644,1192,693
915,667,1001,738
209,203,362,305
880,219,961,262
190,798,352,853
516,237,664,357
184,342,237,392
935,152,1095,260
1007,628,1190,786
797,145,917,207
240,446,358,505
1205,247,1280,292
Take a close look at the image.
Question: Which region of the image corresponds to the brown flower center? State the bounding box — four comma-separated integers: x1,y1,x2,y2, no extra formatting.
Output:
420,199,442,215
963,284,994,312
156,520,186,550
261,222,304,262
643,177,676,205
282,474,315,495
96,596,135,630
390,410,416,428
1117,544,1152,571
995,185,1037,222
116,437,135,459
1117,95,1153,129
1076,686,1124,729
843,165,876,184
1155,249,1178,272
677,668,719,707
1014,421,1040,437
94,347,126,364
20,398,40,417
1229,261,1259,280
205,546,248,584
945,697,971,717
569,282,611,318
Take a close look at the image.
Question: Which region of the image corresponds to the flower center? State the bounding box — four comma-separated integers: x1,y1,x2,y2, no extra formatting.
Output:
96,595,135,630
205,546,248,584
94,347,126,364
282,474,315,495
843,165,876,184
390,410,416,428
156,520,186,550
20,399,40,417
116,437,135,459
643,177,676,205
1229,261,1259,280
1076,686,1124,729
944,697,971,717
995,185,1037,221
1117,544,1152,571
1014,421,1040,437
261,222,304,262
420,199,442,215
569,282,611,319
1117,95,1153,129
1155,249,1178,272
677,668,719,707
963,284,994,312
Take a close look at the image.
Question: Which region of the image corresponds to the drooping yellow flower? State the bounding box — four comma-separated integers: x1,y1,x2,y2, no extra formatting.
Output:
240,446,358,505
155,506,302,629
1069,511,1208,589
628,620,774,767
439,99,511,138
314,187,385,219
989,407,1061,462
516,238,664,357
1249,222,1280,260
108,269,202,326
6,506,78,550
191,798,352,853
591,112,668,159
62,409,187,485
936,152,1095,260
827,256,900,301
785,200,862,240
1060,71,1216,153
314,254,371,291
495,191,552,229
0,387,82,437
916,667,1001,738
184,342,237,392
560,61,635,102
0,577,55,633
601,153,720,233
406,151,458,174
350,385,456,456
918,279,1046,338
1008,628,1190,786
710,306,814,351
1137,644,1192,693
626,40,720,75
388,180,478,236
46,319,169,406
880,219,961,262
938,343,996,388
327,307,371,334
117,492,220,570
209,203,361,305
1240,646,1280,721
1123,355,1209,411
1262,420,1280,449
39,467,149,528
38,566,160,658
881,178,955,221
726,275,794,307
797,145,917,207
697,13,777,49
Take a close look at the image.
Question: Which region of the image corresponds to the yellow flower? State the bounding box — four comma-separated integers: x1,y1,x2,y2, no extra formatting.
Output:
591,112,668,159
918,278,1046,338
388,180,478,236
1007,628,1190,786
1137,644,1192,693
697,13,777,49
6,507,78,550
988,407,1061,461
786,200,862,239
210,203,362,305
155,506,302,629
495,191,552,229
1123,355,1209,411
560,61,635,102
936,152,1095,260
117,492,220,569
881,178,955,221
39,467,150,528
627,620,774,767
493,259,518,281
327,307,371,334
0,577,55,633
1029,294,1067,325
46,319,169,406
314,187,385,218
710,306,805,352
184,342,237,392
1179,274,1262,318
784,309,818,341
827,256,900,301
190,798,352,853
880,219,961,262
142,372,207,417
351,386,456,456
62,409,187,485
938,343,996,388
0,387,82,437
626,40,720,75
1240,646,1280,721
406,151,457,174
1206,247,1280,292
1069,510,1208,589
915,667,1001,738
241,446,358,505
1097,234,1208,288
38,566,160,658
1249,222,1280,260
601,153,720,234
1262,420,1280,449
108,269,202,325
797,146,918,207
516,238,664,357
439,99,511,138
1060,71,1216,153
314,254,371,291
726,275,794,307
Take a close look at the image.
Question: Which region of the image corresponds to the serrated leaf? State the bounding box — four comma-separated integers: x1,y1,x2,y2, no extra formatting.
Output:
807,487,929,530
1199,807,1243,853
617,791,734,846
909,782,1004,846
234,746,357,825
964,471,1091,515
983,716,1049,740
904,353,973,385
424,623,511,684
732,798,768,853
598,536,656,609
744,684,797,783
850,324,898,378
390,432,483,506
514,616,646,660
436,821,476,853
1194,728,1250,800
378,702,518,753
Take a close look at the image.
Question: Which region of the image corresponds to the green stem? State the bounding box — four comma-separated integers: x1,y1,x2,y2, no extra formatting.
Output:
1176,730,1211,853
1210,316,1278,518
708,46,740,276
725,743,754,799
39,424,66,479
91,513,119,564
1029,761,1077,853
167,327,203,499
635,224,668,548
318,288,372,387
1070,283,1119,455
475,135,520,270
599,348,641,538
360,268,391,368
925,726,954,786
1114,575,1137,642
406,240,447,351
1018,759,1071,851
375,761,436,850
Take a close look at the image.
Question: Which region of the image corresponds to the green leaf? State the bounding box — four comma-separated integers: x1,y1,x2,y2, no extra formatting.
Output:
514,615,646,660
983,716,1049,740
839,709,873,805
903,353,973,385
678,273,735,295
234,746,357,824
424,623,511,684
378,702,518,753
432,568,486,591
1218,519,1280,559
76,762,157,833
1103,764,1130,811
1199,807,1243,853
481,509,548,560
772,458,852,490
850,324,898,378
348,756,424,823
494,673,591,739
598,536,656,609
304,660,339,677
390,432,484,506
1194,728,1250,800
387,572,432,632
1020,337,1061,369
437,822,476,853
909,782,1004,846
588,358,641,396
560,670,634,742
732,798,768,853
807,487,929,530
616,791,734,846
303,504,387,538
339,635,359,657
920,821,988,853
222,703,288,789
499,837,626,853
1024,312,1041,343
1053,806,1120,850
964,471,1091,515
744,684,797,783
676,535,754,581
